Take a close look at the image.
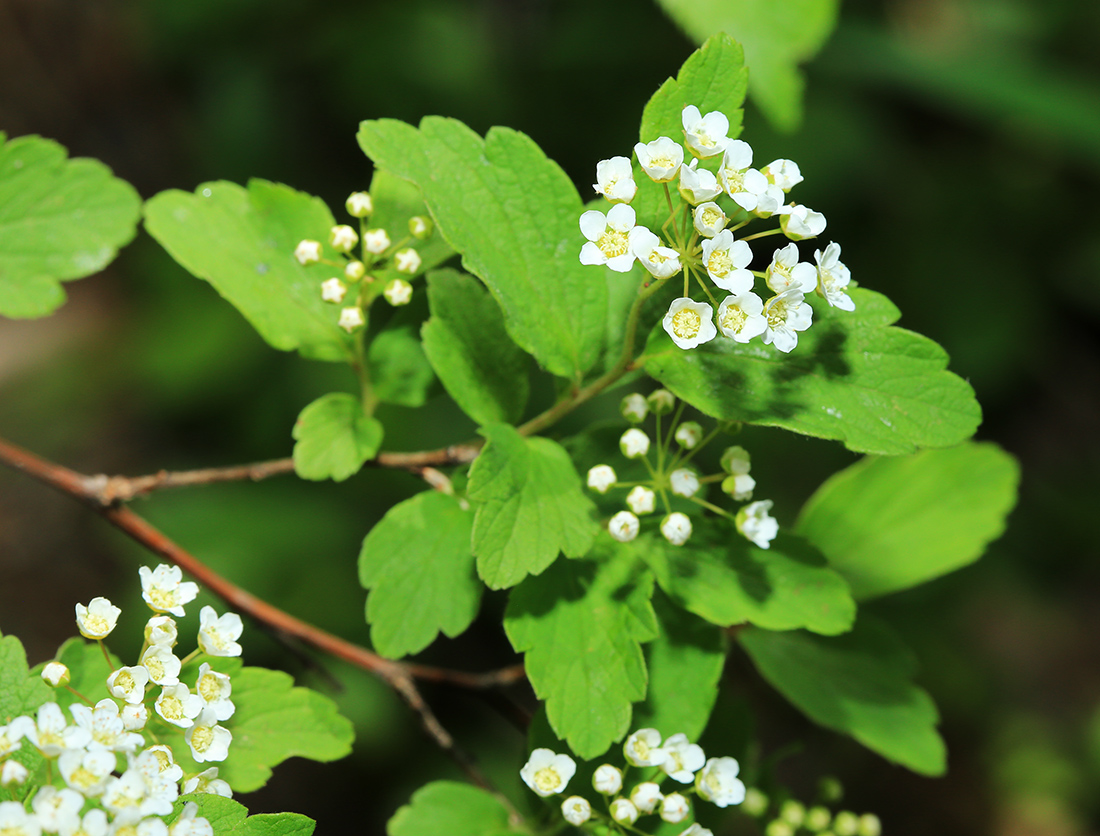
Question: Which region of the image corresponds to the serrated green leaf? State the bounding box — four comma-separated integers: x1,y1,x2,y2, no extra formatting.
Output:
421,269,529,425
144,179,353,362
171,794,315,836
654,2,840,131
504,547,658,758
388,781,516,836
357,117,607,381
739,617,946,775
467,423,598,589
637,527,855,635
0,134,141,318
0,630,52,792
643,289,982,455
368,324,436,408
291,393,384,482
359,491,480,659
797,442,1020,600
172,667,353,792
639,33,749,145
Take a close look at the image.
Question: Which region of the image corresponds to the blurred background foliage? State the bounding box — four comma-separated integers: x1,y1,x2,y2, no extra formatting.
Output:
1,0,1099,834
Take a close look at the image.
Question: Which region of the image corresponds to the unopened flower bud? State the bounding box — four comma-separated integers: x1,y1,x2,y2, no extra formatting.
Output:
722,473,756,502
670,468,700,498
857,814,881,836
408,215,433,239
321,278,348,304
736,500,778,549
294,239,322,265
363,228,391,255
661,512,692,546
743,788,769,817
818,777,843,803
626,486,656,515
0,760,28,786
720,445,751,474
121,703,148,731
345,260,366,281
781,800,805,827
674,421,703,449
586,465,617,495
806,807,832,831
593,764,622,795
661,792,690,823
648,389,675,415
608,511,640,543
832,812,859,836
41,662,70,687
329,224,358,253
766,820,795,836
338,306,365,333
561,796,591,827
346,191,373,218
383,278,413,306
630,782,663,814
620,429,650,459
610,798,639,826
394,248,422,275
620,393,648,423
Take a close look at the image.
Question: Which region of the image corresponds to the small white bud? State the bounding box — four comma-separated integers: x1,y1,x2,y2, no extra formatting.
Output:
857,814,882,836
608,511,640,543
743,787,769,816
766,821,795,836
781,800,806,827
648,389,675,415
832,812,860,836
722,473,756,502
363,228,391,255
779,204,827,241
338,306,365,332
321,278,348,304
620,393,649,424
586,465,617,495
120,703,148,731
41,662,70,687
561,796,591,827
661,512,692,546
383,278,413,306
394,248,422,275
670,468,700,498
408,215,433,239
736,500,779,549
592,764,622,795
720,445,751,474
661,793,690,823
806,807,832,831
345,260,366,281
626,486,656,515
329,224,358,253
346,191,373,218
0,760,29,786
674,421,703,449
619,428,650,460
294,239,322,265
630,782,663,814
610,798,639,826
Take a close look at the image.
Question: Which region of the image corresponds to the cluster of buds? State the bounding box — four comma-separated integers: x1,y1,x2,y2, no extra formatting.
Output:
580,104,855,354
0,564,244,836
294,191,435,333
742,789,882,836
519,728,745,835
585,390,778,549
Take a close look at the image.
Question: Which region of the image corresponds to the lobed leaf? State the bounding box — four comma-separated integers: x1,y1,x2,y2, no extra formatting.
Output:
388,781,520,836
291,393,384,482
171,794,315,836
0,631,52,792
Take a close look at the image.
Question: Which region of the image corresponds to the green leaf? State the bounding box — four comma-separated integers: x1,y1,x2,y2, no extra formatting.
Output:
797,442,1020,600
739,617,946,775
357,117,607,381
368,324,436,408
0,133,141,318
654,2,840,131
637,528,855,635
359,491,480,659
368,168,455,275
171,795,315,836
0,630,51,788
643,289,982,455
632,590,727,742
504,546,659,759
173,667,354,792
421,269,529,425
144,179,353,362
292,393,384,482
467,423,598,589
388,781,518,836
639,33,749,144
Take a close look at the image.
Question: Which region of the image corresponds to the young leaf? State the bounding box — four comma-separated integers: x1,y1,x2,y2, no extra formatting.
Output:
0,133,141,318
0,630,52,784
359,491,480,660
144,180,353,362
171,794,316,836
467,423,598,589
504,547,659,759
388,781,520,836
797,442,1020,599
421,269,529,425
643,288,982,455
357,117,608,381
637,529,855,636
739,617,946,776
368,324,436,408
291,393,383,482
639,33,749,144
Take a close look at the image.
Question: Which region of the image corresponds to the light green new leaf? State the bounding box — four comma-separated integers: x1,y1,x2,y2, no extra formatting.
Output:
504,548,659,759
644,289,982,455
359,491,480,659
638,529,855,636
639,33,749,144
0,133,141,318
171,795,315,836
655,0,840,131
357,117,607,381
388,781,519,836
467,423,598,589
797,442,1020,600
368,325,436,408
0,630,52,789
739,617,946,775
291,393,384,482
421,269,529,425
144,179,353,362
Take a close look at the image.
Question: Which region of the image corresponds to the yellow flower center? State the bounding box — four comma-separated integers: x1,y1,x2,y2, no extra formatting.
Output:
533,766,560,793
115,671,134,692
720,305,747,334
671,309,702,340
191,724,214,753
597,229,629,259
766,299,788,328
83,614,108,636
707,249,732,277
199,673,220,702
144,657,164,681
700,207,722,227
148,588,175,612
72,765,97,789
153,749,172,771
160,696,183,721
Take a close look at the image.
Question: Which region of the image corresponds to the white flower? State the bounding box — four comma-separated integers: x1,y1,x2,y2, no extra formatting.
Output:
814,242,854,311
408,216,433,239
346,191,373,218
621,393,649,423
736,500,779,549
753,184,789,218
328,224,358,253
626,486,656,515
0,761,28,787
623,728,666,767
561,796,592,827
155,684,203,729
41,662,70,687
0,800,40,836
586,465,617,494
608,511,640,543
32,785,84,833
345,260,366,281
761,159,803,192
139,565,199,617
718,142,770,212
321,278,347,303
71,700,143,753
592,764,623,795
763,289,813,354
120,704,148,732
102,769,172,824
634,137,684,183
692,202,727,238
661,793,691,823
670,469,700,498
678,159,722,204
619,428,650,459
383,278,413,306
765,244,817,294
67,810,109,836
682,106,730,158
294,240,321,265
661,733,706,783
661,512,693,546
519,749,575,797
593,156,637,203
662,298,716,350
610,799,639,826
338,306,365,332
185,709,233,764
394,248,422,275
696,756,746,807
0,717,33,757
107,666,151,705
648,389,675,415
779,204,826,240
141,645,181,687
144,616,177,648
722,473,756,502
198,606,244,657
631,227,682,279
579,204,639,273
363,228,391,255
674,421,703,449
59,747,115,796
28,702,89,757
195,663,235,721
717,292,767,343
169,802,215,836
631,782,664,814
700,230,753,294
131,745,184,795
680,825,715,836
75,597,121,640
181,767,232,799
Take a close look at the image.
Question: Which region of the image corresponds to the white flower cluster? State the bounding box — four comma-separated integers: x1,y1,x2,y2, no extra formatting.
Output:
581,105,856,354
0,564,243,836
586,390,778,549
295,193,434,333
